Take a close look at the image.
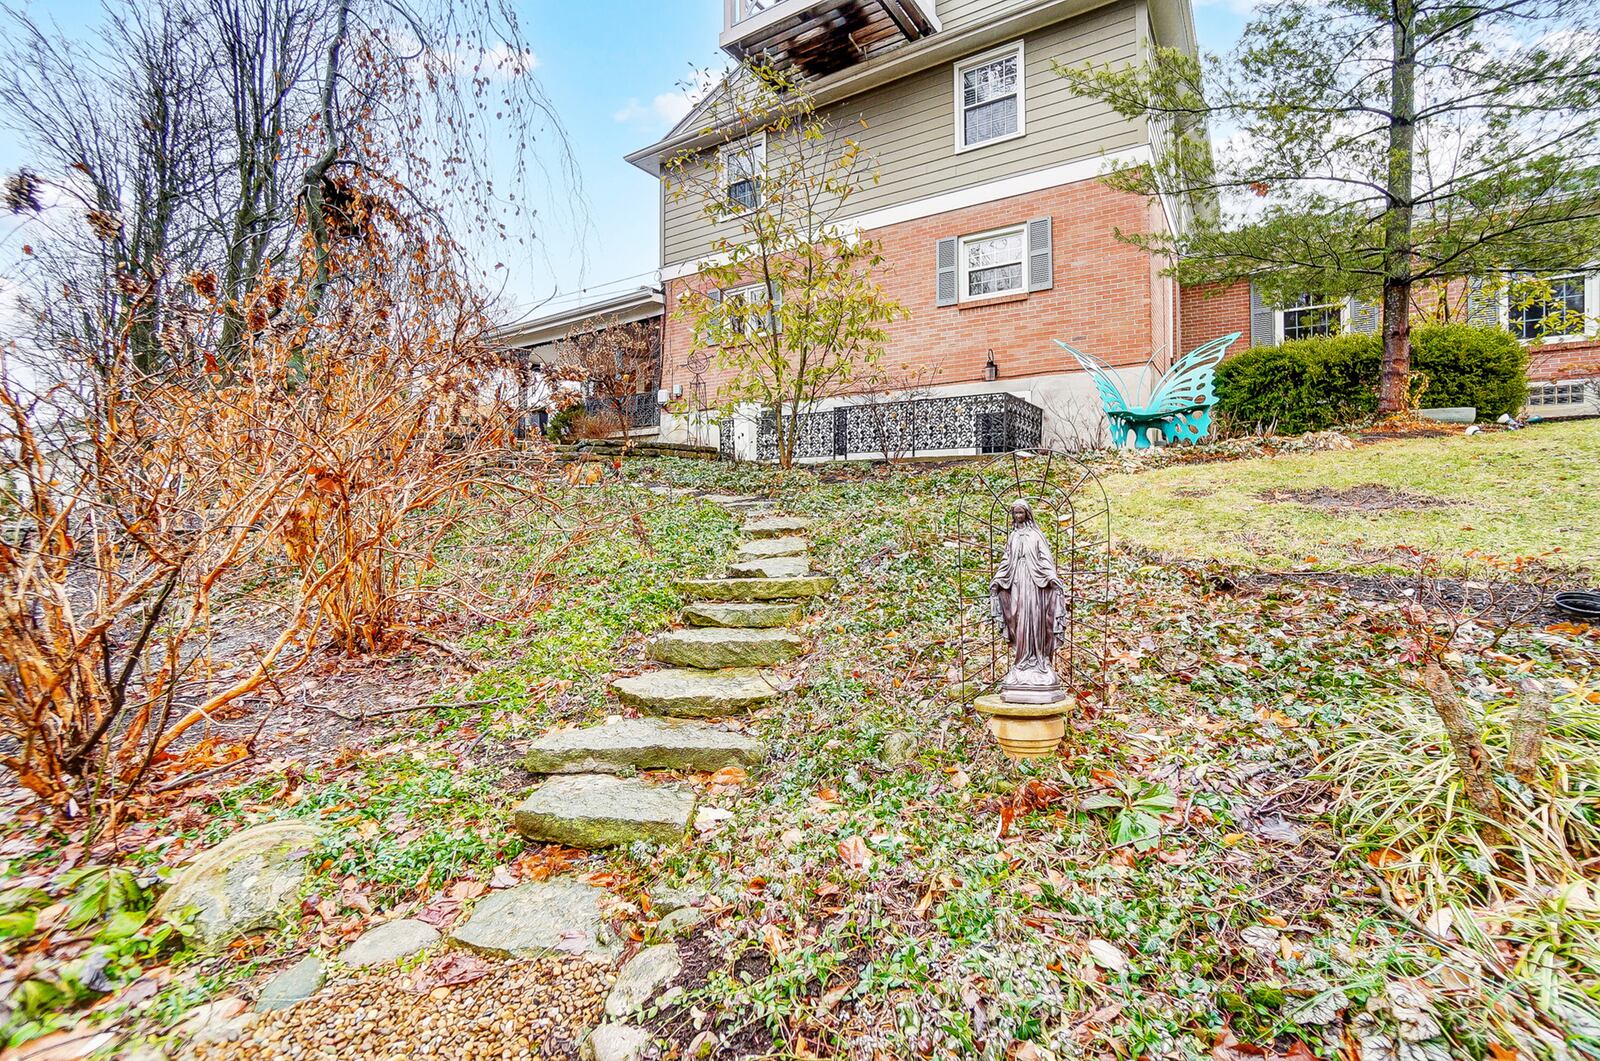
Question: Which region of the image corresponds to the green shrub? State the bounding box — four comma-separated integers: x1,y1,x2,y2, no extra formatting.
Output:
1411,323,1529,418
1214,324,1528,432
1214,333,1381,433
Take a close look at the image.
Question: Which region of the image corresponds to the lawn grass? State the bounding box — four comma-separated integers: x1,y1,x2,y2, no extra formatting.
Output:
1100,420,1599,573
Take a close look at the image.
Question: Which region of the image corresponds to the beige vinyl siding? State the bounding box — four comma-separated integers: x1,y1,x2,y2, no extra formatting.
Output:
663,0,1145,266
935,0,1044,34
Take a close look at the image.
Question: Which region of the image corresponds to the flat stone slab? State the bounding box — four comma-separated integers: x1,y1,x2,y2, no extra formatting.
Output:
679,576,834,602
338,918,439,967
742,515,812,538
606,945,683,1019
513,775,695,848
726,555,811,579
522,717,768,775
684,601,804,629
257,956,325,1012
736,537,809,559
450,879,619,960
648,627,805,669
612,668,781,717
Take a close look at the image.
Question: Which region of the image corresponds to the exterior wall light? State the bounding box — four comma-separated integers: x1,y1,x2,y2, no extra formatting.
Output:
985,350,999,381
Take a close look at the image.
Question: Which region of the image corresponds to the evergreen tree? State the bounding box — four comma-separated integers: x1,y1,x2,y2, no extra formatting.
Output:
1060,0,1600,412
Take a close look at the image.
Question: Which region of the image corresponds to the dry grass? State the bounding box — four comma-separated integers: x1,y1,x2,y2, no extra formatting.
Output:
1100,421,1600,572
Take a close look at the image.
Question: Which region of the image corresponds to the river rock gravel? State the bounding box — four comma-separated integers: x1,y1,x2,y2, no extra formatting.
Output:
191,954,613,1060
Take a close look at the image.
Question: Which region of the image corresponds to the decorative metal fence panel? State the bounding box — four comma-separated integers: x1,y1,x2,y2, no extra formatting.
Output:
585,393,660,429
753,392,1043,461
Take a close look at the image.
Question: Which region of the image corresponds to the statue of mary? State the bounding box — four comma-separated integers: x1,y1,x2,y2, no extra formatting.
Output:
989,500,1067,704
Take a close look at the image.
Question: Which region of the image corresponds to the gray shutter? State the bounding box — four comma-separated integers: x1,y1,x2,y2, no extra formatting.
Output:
1027,217,1053,292
1249,282,1276,347
1349,297,1380,333
708,288,722,345
1466,277,1500,326
936,237,959,307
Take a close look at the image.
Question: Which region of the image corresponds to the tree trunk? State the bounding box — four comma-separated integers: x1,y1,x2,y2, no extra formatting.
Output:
1377,0,1417,415
1507,679,1551,785
1421,661,1508,844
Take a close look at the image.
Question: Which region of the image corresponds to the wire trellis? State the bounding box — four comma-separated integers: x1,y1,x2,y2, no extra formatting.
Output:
954,449,1112,703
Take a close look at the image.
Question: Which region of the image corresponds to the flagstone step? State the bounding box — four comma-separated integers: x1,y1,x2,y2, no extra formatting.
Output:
736,537,809,559
612,668,782,717
449,879,620,960
648,627,805,669
512,775,694,848
679,576,834,601
726,555,811,579
741,515,812,539
521,717,768,775
684,601,805,629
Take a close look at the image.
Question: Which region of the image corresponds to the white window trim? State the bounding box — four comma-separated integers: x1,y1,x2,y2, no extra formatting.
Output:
1499,270,1600,345
721,132,767,213
957,224,1028,304
1274,295,1351,344
953,41,1026,155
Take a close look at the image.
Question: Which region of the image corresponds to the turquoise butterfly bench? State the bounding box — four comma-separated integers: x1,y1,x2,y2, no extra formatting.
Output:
1053,333,1241,449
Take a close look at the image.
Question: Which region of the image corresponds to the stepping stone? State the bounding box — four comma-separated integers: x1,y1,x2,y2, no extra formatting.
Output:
726,556,810,579
684,601,804,629
648,627,804,669
257,955,325,1011
513,775,694,848
521,717,768,774
736,537,808,559
338,918,439,967
679,576,834,601
450,879,619,960
585,1024,651,1061
605,944,683,1018
612,668,781,717
742,515,812,538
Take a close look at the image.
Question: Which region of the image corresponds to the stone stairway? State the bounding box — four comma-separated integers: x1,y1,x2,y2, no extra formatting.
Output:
508,509,832,852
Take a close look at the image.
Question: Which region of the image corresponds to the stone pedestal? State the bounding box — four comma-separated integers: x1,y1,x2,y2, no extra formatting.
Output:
973,694,1069,759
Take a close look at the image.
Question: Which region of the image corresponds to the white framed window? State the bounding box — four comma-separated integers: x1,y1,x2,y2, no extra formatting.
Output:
725,282,780,338
722,134,765,212
1504,272,1595,342
955,42,1025,153
1278,293,1345,341
959,225,1027,301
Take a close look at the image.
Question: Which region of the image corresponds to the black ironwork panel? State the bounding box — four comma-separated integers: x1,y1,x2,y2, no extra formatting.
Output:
585,393,659,428
752,392,1044,461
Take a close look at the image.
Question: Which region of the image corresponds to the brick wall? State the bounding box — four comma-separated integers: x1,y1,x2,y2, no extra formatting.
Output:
1176,278,1599,385
1178,281,1251,351
660,178,1165,404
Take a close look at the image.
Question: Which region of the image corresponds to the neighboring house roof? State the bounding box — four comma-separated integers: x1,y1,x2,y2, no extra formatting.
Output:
625,0,1196,176
493,285,665,352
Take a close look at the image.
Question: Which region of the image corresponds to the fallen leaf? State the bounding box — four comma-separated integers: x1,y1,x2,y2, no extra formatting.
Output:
837,835,873,871
1087,938,1127,972
412,951,490,991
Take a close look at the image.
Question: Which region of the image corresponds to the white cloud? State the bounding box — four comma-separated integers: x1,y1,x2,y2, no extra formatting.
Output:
613,91,697,127
613,71,719,130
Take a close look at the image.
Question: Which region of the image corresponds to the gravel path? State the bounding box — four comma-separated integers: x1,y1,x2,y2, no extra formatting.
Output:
192,955,613,1060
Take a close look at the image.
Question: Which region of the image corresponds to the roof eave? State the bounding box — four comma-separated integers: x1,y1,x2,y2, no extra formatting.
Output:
625,0,1136,176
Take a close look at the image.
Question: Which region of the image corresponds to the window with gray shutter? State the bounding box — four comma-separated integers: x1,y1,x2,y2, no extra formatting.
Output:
936,237,959,306
1349,298,1380,333
1466,277,1501,327
1026,217,1053,292
1249,282,1276,347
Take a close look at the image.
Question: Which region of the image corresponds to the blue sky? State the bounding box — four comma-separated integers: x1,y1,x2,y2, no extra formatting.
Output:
0,0,1251,324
